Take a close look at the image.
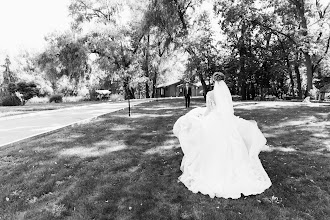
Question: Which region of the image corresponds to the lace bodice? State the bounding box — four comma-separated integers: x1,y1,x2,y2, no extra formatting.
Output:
205,81,234,116
206,91,216,111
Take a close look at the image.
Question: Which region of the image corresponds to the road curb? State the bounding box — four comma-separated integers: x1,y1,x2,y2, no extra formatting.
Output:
0,99,153,148
0,98,155,121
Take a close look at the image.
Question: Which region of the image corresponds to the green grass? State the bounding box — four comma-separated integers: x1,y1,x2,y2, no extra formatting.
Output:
0,98,329,219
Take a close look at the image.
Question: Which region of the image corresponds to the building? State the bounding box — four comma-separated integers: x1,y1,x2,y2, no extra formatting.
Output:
319,83,330,101
155,80,209,98
156,81,182,97
315,77,330,101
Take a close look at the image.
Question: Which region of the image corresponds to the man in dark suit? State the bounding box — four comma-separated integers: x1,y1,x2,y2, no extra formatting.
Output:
183,82,192,108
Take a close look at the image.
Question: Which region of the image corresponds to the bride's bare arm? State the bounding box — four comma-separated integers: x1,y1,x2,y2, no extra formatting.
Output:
204,91,214,116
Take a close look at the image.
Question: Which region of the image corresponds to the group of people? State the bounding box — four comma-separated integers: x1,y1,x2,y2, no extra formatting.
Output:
174,72,272,199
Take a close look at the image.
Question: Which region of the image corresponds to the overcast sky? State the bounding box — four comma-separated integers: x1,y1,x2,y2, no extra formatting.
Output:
0,0,328,58
0,0,71,56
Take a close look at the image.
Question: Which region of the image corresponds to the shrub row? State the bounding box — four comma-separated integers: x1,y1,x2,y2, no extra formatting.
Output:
49,94,63,103
0,94,63,106
1,93,125,106
1,96,22,106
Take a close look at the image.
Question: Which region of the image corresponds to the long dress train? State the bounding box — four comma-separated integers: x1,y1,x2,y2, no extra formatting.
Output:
173,81,271,199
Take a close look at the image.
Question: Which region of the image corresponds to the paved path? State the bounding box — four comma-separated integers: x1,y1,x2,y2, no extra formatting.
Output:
0,99,150,147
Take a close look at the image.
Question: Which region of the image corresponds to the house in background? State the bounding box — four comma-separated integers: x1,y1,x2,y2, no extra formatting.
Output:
315,76,330,101
319,83,330,101
156,81,181,97
156,80,208,98
176,82,202,97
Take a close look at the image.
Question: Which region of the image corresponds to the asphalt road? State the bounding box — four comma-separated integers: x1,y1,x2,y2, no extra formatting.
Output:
0,99,150,147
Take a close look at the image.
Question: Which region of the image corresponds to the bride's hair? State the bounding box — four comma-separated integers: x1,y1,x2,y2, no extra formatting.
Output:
213,72,225,82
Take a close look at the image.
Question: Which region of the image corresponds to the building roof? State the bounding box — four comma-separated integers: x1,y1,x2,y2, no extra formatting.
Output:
156,80,214,88
156,80,181,88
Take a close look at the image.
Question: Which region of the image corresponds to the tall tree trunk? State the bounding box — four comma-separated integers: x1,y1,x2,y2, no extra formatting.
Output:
145,82,150,98
241,82,247,100
125,86,135,99
297,1,313,96
260,85,264,100
123,77,135,100
286,57,295,97
238,48,247,100
238,47,247,101
278,36,295,98
145,34,150,98
303,52,313,95
294,62,302,99
130,87,135,99
246,83,251,100
296,69,302,99
238,22,247,100
151,71,157,98
250,83,255,100
294,51,303,99
199,73,208,100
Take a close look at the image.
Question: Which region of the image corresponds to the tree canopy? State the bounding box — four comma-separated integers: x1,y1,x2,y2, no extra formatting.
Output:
1,0,330,100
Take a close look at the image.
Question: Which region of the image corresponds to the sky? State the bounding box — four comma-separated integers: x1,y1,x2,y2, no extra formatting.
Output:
0,0,71,56
0,0,328,58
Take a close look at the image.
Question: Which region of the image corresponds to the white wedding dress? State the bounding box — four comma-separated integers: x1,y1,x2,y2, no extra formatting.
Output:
173,81,272,199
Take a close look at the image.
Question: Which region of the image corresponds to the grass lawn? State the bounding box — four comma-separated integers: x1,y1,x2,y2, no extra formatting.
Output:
0,98,329,220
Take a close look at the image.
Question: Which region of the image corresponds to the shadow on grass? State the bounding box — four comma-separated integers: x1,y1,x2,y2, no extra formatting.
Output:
0,98,330,220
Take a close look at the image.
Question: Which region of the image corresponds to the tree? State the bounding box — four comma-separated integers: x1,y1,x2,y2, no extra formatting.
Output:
256,0,330,97
2,56,15,85
136,25,184,98
1,56,16,96
37,33,64,91
69,0,149,99
38,31,90,94
7,81,40,105
58,39,90,84
12,50,54,97
146,0,231,98
185,12,225,99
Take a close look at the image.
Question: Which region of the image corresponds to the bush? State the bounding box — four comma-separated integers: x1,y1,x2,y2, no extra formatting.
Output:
89,89,98,101
254,96,262,101
232,95,242,101
109,94,124,101
62,96,85,103
265,95,276,101
38,83,53,97
49,94,63,103
1,95,22,106
27,96,49,104
7,81,40,104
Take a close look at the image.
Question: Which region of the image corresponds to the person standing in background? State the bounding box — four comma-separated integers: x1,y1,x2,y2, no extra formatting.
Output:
183,82,192,108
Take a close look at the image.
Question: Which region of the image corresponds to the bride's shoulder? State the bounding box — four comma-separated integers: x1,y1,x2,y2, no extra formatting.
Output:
206,90,214,98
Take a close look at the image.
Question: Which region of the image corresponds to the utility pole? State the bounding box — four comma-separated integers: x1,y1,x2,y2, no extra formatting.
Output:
127,77,131,117
128,89,131,117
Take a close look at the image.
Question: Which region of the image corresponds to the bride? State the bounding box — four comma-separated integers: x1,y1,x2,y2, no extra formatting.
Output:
173,72,272,199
